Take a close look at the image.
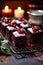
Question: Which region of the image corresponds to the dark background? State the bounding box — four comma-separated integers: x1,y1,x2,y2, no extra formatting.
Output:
0,0,43,18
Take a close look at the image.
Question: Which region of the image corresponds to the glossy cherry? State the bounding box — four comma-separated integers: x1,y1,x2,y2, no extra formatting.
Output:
17,28,24,34
22,20,26,24
13,24,16,28
18,17,24,21
1,17,4,21
8,23,13,26
32,26,38,32
27,43,34,48
30,22,33,27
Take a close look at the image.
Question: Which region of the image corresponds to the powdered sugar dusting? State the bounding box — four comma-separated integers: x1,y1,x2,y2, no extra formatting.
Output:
20,24,29,27
13,31,25,37
7,26,16,31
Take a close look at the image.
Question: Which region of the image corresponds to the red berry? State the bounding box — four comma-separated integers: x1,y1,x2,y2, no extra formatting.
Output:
8,23,12,26
27,43,34,48
30,22,33,27
1,18,4,21
32,27,36,32
3,18,6,22
17,28,24,34
5,20,8,23
22,20,26,24
18,17,24,21
27,43,31,47
5,19,11,24
30,44,34,48
32,26,38,32
8,20,11,23
13,24,16,28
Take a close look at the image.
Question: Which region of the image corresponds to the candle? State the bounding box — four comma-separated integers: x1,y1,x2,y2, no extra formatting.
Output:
2,6,12,16
14,7,24,18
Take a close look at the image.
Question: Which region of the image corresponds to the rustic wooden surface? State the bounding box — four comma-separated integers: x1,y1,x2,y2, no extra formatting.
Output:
0,54,43,65
0,30,43,65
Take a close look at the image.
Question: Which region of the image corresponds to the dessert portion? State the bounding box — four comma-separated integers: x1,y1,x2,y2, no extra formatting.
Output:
6,23,16,41
1,22,8,36
12,28,27,48
27,26,42,44
0,17,11,36
0,18,3,32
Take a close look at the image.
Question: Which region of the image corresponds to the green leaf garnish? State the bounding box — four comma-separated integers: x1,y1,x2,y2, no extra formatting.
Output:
21,28,27,33
0,46,11,55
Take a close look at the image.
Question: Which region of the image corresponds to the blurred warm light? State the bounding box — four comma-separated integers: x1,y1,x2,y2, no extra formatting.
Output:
29,4,32,8
5,6,9,12
28,4,35,8
14,6,24,18
18,7,21,11
2,5,12,15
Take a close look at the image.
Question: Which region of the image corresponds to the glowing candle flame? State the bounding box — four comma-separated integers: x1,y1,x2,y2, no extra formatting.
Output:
18,7,21,11
14,6,24,18
5,6,9,12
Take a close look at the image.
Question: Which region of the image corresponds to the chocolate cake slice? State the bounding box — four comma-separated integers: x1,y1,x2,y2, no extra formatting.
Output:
27,27,42,44
6,26,16,42
12,31,27,48
1,22,8,36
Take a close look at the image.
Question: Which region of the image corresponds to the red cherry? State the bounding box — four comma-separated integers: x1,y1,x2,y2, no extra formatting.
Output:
13,24,16,28
17,29,21,33
34,26,38,31
1,18,4,21
32,26,38,32
8,23,12,26
27,43,31,47
18,17,24,21
4,19,6,22
27,43,34,48
5,19,8,23
30,22,33,27
32,27,36,32
17,28,24,34
8,20,11,23
20,30,24,34
22,20,26,24
4,19,11,24
30,44,34,48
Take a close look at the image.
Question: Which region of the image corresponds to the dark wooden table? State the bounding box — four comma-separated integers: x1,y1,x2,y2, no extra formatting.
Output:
0,54,43,65
0,33,43,65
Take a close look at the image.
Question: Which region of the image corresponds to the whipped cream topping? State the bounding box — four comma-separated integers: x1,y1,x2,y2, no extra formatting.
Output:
13,31,25,37
20,24,29,27
2,22,8,26
7,26,16,31
16,20,22,24
27,28,42,34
